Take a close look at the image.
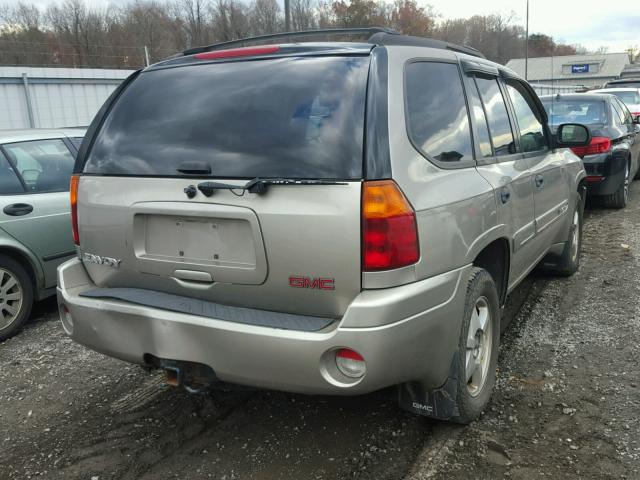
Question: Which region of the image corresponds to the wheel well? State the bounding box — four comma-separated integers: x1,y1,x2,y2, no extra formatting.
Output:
473,239,509,306
0,247,37,290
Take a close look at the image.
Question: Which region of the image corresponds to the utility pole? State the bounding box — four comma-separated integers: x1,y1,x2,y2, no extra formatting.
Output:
144,46,150,67
524,0,529,80
284,0,291,31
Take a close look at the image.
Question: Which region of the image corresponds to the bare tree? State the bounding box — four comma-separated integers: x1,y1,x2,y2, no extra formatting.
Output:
0,0,591,68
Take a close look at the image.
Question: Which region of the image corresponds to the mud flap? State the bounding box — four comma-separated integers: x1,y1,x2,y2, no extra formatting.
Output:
397,354,460,420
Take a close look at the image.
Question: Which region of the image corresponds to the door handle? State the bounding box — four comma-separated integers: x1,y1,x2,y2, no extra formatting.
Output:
3,203,33,216
500,188,511,204
535,175,544,188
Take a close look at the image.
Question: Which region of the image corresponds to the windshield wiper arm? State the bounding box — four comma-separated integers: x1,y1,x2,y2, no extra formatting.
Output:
244,178,348,194
196,178,348,197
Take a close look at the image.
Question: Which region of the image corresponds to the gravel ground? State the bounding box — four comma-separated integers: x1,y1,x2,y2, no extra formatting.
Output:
1,185,639,480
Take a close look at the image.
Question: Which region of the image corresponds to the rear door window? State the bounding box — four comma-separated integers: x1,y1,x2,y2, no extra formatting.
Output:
0,155,24,194
405,61,473,166
464,77,493,158
84,56,370,179
3,139,75,193
475,77,516,157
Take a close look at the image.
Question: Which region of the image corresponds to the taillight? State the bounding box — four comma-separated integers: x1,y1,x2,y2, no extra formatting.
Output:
70,175,80,245
571,136,611,158
362,180,419,271
194,45,280,60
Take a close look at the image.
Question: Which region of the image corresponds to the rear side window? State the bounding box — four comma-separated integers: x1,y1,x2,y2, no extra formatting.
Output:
505,82,548,153
405,61,473,166
475,77,516,157
3,139,75,193
611,100,626,125
70,137,84,151
84,56,370,179
614,98,632,124
0,155,24,194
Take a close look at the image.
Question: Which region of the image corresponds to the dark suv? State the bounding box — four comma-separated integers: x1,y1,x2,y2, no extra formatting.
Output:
58,28,590,423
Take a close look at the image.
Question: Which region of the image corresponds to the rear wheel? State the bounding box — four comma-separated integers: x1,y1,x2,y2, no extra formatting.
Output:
0,254,33,342
603,162,629,209
450,267,500,424
548,195,583,277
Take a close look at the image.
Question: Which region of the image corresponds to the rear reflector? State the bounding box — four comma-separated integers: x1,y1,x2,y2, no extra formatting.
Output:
586,175,605,182
194,46,280,60
571,136,611,158
362,180,419,271
335,348,366,378
70,175,80,245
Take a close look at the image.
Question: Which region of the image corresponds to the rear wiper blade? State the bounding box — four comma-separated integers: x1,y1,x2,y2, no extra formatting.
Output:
195,178,348,197
244,178,348,194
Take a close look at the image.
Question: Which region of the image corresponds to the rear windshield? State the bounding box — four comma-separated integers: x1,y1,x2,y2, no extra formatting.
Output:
606,81,640,89
84,56,370,179
607,91,640,105
541,99,607,125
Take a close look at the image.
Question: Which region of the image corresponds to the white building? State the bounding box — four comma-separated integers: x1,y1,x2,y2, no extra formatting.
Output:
0,66,134,130
506,53,630,89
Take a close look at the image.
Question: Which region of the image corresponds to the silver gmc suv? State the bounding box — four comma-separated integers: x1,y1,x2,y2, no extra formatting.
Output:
57,28,591,423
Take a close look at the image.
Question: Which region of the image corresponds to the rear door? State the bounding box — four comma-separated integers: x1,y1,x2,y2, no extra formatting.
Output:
0,138,76,287
468,74,537,286
504,79,567,254
613,98,640,176
76,55,371,318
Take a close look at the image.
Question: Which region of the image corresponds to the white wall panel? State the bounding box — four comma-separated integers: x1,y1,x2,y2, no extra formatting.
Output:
0,67,134,130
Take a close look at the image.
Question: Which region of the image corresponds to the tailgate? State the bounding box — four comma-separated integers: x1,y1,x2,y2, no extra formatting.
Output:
77,176,362,318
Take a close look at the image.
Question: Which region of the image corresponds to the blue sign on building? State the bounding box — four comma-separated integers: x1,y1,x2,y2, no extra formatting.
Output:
571,64,590,74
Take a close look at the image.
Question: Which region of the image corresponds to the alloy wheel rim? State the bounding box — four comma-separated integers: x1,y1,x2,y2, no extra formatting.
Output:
570,210,580,263
0,268,23,331
465,296,492,397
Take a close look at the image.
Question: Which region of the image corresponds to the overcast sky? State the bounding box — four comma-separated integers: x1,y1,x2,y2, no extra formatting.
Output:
2,0,638,53
426,0,638,53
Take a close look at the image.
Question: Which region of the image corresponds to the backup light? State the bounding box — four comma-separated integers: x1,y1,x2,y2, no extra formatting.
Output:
335,348,366,378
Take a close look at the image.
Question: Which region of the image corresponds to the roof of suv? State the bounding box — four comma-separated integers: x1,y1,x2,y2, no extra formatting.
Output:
540,93,613,102
589,87,640,93
152,27,492,71
0,128,86,144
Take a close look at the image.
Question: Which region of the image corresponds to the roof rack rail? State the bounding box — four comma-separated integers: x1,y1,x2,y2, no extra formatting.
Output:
183,27,400,55
369,32,485,59
182,27,485,60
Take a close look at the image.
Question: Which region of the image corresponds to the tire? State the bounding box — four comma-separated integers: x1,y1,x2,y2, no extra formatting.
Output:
603,161,629,209
0,254,34,342
450,267,500,424
548,194,583,277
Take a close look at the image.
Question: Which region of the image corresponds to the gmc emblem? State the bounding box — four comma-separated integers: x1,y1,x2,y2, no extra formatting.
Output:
289,276,335,290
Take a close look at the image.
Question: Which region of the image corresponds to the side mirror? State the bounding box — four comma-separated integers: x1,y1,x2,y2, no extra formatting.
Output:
555,123,591,147
633,115,640,125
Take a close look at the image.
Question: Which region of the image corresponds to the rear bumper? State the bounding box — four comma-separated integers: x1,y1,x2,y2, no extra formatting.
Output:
583,153,626,196
57,259,470,395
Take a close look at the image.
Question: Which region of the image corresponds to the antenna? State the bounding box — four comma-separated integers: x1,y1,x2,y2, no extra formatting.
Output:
525,0,529,81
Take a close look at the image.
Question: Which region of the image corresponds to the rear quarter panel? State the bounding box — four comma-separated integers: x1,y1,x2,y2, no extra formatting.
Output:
377,46,500,285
